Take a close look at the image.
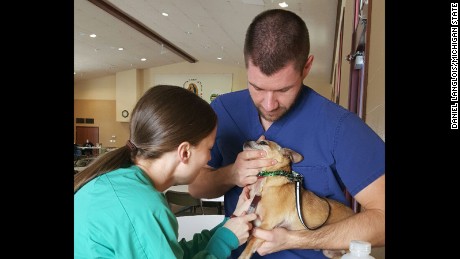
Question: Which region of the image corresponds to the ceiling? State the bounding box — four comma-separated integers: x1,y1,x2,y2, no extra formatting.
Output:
74,0,339,85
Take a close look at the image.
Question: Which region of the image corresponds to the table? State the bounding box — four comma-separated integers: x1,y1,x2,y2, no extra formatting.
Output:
166,185,224,214
77,146,102,156
166,185,224,202
176,215,224,240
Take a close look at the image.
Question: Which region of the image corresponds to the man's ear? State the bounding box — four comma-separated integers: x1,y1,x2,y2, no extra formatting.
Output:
302,55,314,79
177,142,191,162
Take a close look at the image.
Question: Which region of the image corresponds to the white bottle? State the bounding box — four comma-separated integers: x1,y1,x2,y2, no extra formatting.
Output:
341,240,375,259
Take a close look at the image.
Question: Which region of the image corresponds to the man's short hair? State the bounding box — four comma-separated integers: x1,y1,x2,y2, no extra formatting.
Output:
244,9,310,75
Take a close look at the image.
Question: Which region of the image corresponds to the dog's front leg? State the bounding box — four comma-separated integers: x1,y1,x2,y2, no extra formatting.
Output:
238,210,280,259
238,235,265,259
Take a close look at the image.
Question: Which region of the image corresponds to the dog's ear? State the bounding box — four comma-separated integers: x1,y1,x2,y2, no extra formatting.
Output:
281,148,304,163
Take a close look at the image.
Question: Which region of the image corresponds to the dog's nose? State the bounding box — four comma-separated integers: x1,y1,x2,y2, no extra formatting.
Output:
243,141,260,150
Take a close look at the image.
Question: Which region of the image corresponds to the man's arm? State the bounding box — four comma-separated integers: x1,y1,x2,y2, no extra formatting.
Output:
188,165,235,199
189,149,277,199
252,174,385,255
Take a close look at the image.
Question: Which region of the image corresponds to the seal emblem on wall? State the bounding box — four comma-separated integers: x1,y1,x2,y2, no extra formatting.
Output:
183,79,202,98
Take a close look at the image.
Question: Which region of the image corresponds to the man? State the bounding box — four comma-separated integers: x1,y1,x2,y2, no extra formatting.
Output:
83,139,94,156
189,9,385,259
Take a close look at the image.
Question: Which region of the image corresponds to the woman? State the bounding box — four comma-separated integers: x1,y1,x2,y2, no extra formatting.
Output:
74,85,256,259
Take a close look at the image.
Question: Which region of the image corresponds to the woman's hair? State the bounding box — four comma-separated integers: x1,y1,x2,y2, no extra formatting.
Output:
74,85,217,193
244,9,310,76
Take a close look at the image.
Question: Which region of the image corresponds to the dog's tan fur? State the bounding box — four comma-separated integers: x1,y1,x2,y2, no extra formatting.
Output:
239,139,355,259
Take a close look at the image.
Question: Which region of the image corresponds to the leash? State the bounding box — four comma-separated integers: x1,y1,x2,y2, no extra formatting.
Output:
258,170,331,230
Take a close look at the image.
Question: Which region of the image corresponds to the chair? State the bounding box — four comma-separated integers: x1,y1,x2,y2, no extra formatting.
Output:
74,156,94,167
74,144,82,161
165,190,204,216
201,201,224,215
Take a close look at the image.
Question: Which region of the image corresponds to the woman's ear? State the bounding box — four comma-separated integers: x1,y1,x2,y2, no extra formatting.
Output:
177,142,191,163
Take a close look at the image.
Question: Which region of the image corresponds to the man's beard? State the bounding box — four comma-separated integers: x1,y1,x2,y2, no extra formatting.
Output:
255,87,302,122
257,106,288,122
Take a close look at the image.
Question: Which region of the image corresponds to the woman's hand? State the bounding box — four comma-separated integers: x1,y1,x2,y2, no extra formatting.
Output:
223,185,258,245
223,213,257,245
232,185,252,216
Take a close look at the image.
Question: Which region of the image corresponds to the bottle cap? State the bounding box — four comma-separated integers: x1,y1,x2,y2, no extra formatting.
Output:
349,240,371,254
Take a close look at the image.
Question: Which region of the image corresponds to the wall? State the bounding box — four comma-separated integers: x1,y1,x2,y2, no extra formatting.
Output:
115,69,142,122
74,99,129,147
74,75,115,100
75,61,334,147
338,0,353,110
142,61,248,92
333,1,385,258
364,0,385,141
335,0,385,141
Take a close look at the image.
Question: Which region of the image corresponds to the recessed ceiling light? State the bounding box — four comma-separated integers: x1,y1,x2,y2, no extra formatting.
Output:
279,2,288,8
118,47,124,51
90,34,97,38
162,12,168,16
217,57,222,60
141,58,147,61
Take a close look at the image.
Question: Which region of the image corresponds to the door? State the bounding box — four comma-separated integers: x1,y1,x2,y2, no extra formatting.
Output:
76,126,99,146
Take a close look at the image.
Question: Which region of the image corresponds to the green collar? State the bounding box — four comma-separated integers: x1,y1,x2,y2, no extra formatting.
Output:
258,170,303,182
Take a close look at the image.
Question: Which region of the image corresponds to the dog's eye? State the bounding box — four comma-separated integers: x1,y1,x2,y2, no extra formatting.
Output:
258,140,268,145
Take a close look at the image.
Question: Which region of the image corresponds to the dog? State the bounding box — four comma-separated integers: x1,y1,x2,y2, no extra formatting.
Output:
238,139,355,259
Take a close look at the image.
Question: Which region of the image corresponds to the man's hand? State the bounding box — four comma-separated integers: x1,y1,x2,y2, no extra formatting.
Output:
251,227,291,256
231,135,277,187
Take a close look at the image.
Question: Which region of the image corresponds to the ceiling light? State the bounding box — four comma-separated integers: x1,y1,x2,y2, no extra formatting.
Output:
141,58,147,61
90,34,97,38
279,2,288,8
88,1,197,64
118,47,124,51
162,12,168,16
217,57,222,60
